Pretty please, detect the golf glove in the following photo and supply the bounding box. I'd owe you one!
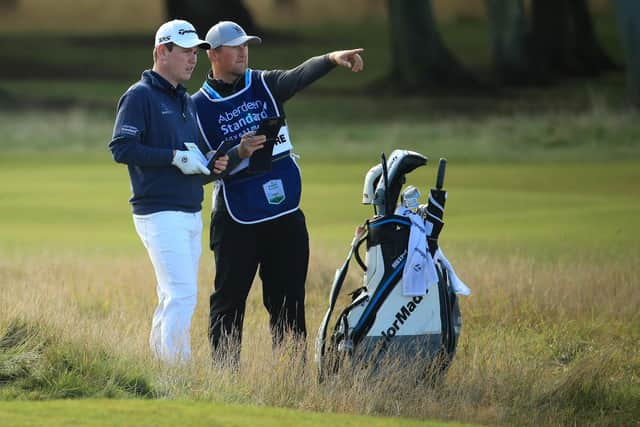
[171,150,210,175]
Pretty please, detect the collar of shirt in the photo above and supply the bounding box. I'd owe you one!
[144,70,187,97]
[206,71,245,97]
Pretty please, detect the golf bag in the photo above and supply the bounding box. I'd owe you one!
[315,150,470,380]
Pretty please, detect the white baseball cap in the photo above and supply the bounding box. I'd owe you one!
[155,19,211,49]
[205,21,262,49]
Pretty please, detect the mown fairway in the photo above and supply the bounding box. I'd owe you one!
[1,155,638,258]
[0,400,475,427]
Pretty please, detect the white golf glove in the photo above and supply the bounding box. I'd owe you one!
[171,150,211,175]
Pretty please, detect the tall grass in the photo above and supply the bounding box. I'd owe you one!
[1,248,638,425]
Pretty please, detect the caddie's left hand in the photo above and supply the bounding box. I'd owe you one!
[328,48,364,72]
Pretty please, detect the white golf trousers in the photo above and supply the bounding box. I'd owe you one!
[133,210,202,364]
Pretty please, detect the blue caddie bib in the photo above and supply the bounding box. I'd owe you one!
[192,70,301,224]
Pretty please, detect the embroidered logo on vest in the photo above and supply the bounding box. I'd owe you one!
[263,179,285,205]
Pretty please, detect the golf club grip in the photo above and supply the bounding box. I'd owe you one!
[436,158,447,189]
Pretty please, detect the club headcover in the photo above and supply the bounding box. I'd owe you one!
[362,163,383,205]
[375,149,427,215]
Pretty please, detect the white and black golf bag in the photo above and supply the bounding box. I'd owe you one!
[315,150,470,380]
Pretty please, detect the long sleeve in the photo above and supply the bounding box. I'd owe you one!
[109,89,174,166]
[262,55,336,103]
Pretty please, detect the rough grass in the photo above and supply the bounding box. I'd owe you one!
[1,249,638,425]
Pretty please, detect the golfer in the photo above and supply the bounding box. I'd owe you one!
[192,20,364,364]
[109,19,229,363]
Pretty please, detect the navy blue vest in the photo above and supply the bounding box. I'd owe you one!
[192,70,301,223]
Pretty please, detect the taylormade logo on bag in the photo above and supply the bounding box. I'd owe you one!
[380,295,424,340]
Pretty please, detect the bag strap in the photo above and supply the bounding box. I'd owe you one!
[315,221,367,378]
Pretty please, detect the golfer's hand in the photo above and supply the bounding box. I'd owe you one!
[238,131,266,159]
[211,154,229,175]
[171,150,211,175]
[328,48,364,72]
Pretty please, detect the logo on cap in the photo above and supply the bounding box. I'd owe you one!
[178,29,197,35]
[233,25,243,34]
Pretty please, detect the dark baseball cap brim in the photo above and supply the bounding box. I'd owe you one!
[176,40,212,49]
[173,34,211,49]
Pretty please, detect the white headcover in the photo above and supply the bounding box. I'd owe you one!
[362,163,383,204]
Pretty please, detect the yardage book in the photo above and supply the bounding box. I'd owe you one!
[248,116,285,173]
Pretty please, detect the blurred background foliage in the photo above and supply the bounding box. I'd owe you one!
[0,0,637,108]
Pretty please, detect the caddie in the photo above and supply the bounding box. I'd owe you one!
[192,20,364,364]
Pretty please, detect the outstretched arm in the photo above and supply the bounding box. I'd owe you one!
[263,48,365,103]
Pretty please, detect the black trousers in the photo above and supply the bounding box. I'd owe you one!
[208,208,309,361]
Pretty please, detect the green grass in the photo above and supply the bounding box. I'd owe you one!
[1,103,638,258]
[0,400,476,427]
[304,160,640,258]
[0,155,638,259]
[0,319,152,400]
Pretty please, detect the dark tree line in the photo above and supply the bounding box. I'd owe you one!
[387,0,479,91]
[165,0,259,37]
[167,0,640,106]
[486,0,618,84]
[388,0,619,89]
[528,0,618,78]
[615,0,640,107]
